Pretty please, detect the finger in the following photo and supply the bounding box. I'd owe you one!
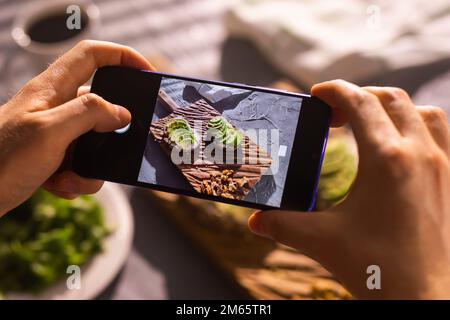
[312,80,399,150]
[77,86,91,97]
[45,190,80,200]
[248,210,339,257]
[43,92,131,142]
[314,97,349,127]
[416,105,450,155]
[43,170,104,195]
[363,87,428,137]
[33,40,155,105]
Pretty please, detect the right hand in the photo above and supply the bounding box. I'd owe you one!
[248,80,450,299]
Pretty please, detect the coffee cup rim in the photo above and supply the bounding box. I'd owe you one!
[11,0,100,56]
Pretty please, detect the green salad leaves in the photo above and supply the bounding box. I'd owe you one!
[0,190,109,294]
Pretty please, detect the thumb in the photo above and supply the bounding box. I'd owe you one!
[248,210,338,256]
[44,93,131,142]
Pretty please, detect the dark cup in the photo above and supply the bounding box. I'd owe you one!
[11,0,100,60]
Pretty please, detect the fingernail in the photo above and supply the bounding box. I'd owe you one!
[114,104,132,124]
[248,211,266,236]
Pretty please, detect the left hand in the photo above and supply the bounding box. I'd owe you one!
[0,40,154,216]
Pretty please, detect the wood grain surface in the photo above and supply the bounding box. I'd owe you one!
[150,96,272,200]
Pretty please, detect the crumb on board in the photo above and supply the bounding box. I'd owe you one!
[200,169,249,200]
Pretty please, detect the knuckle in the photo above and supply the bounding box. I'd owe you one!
[422,148,447,167]
[20,79,39,96]
[331,79,349,87]
[21,113,48,131]
[378,141,411,164]
[329,79,351,93]
[14,79,56,111]
[433,107,448,121]
[15,80,45,104]
[383,87,410,102]
[330,80,380,106]
[421,106,448,124]
[347,90,377,106]
[359,91,379,105]
[76,39,96,52]
[18,113,54,141]
[80,93,104,108]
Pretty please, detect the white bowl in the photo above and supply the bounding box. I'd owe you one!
[6,182,134,300]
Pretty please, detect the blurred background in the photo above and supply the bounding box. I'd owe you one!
[0,0,449,300]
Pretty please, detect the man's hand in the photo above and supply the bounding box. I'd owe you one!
[0,40,154,216]
[248,80,450,299]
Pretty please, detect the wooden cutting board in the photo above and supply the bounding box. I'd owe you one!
[150,90,272,200]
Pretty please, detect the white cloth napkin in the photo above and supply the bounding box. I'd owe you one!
[225,0,450,86]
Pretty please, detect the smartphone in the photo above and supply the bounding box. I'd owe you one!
[72,66,330,211]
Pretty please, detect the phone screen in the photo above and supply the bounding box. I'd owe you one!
[74,67,330,211]
[135,75,302,208]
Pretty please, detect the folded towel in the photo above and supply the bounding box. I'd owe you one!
[225,0,450,86]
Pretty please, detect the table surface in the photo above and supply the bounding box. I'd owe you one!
[1,0,450,299]
[0,0,248,300]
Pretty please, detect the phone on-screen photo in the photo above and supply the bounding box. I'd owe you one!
[72,66,331,211]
